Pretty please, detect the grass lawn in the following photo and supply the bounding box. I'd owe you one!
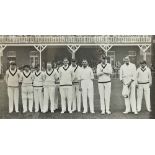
[0,78,154,119]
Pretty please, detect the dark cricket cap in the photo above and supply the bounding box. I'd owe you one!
[9,61,16,65]
[101,55,107,59]
[35,64,40,68]
[140,60,147,64]
[23,65,30,69]
[71,59,76,62]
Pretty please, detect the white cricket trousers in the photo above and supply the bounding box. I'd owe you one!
[22,86,33,112]
[34,87,43,112]
[98,82,111,112]
[43,86,55,112]
[54,84,60,110]
[81,80,94,113]
[72,84,81,112]
[60,86,72,112]
[7,87,19,113]
[137,83,151,112]
[123,82,137,113]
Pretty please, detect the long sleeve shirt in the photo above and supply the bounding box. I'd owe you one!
[33,71,44,87]
[120,62,136,85]
[43,69,58,87]
[5,68,21,87]
[136,66,152,84]
[97,63,112,82]
[20,71,34,87]
[79,66,94,80]
[59,65,74,86]
[71,65,82,83]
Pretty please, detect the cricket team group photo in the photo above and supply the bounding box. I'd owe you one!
[0,35,154,119]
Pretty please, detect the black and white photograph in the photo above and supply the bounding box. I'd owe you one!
[0,1,155,155]
[0,35,154,119]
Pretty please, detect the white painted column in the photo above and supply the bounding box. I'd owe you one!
[0,48,3,74]
[143,51,147,61]
[138,44,150,61]
[100,45,112,55]
[39,51,42,71]
[34,45,47,71]
[67,45,80,59]
[0,46,5,75]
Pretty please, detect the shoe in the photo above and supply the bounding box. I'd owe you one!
[15,111,19,113]
[90,111,95,114]
[101,111,105,115]
[137,110,141,113]
[51,110,54,113]
[9,111,13,113]
[61,111,65,114]
[29,110,33,113]
[77,110,81,112]
[35,110,39,113]
[123,111,130,114]
[23,110,27,113]
[148,109,152,112]
[69,111,72,114]
[83,111,87,114]
[134,111,138,115]
[106,111,111,115]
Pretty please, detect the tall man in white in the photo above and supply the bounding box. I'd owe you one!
[79,59,95,113]
[71,59,81,112]
[97,55,112,114]
[54,61,61,110]
[136,60,152,112]
[59,57,74,114]
[33,65,44,112]
[43,62,58,113]
[120,56,137,114]
[20,65,34,113]
[5,61,21,113]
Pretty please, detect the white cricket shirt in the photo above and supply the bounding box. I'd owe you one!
[97,63,112,83]
[136,66,152,84]
[79,66,94,80]
[120,62,136,84]
[59,65,74,86]
[5,68,21,87]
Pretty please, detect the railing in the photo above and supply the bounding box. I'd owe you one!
[0,35,152,45]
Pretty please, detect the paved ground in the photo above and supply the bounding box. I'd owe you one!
[0,78,154,119]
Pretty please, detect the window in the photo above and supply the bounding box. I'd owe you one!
[107,51,115,67]
[7,51,16,62]
[128,51,136,56]
[29,51,39,68]
[7,51,16,57]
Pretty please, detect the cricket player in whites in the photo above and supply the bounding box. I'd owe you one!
[5,61,21,113]
[136,60,152,112]
[79,59,95,113]
[97,55,112,114]
[20,65,34,113]
[59,57,74,114]
[120,56,138,114]
[33,65,44,112]
[71,59,81,112]
[54,61,62,110]
[43,62,58,113]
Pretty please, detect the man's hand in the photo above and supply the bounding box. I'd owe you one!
[79,87,82,92]
[127,80,134,87]
[19,82,22,85]
[149,83,152,87]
